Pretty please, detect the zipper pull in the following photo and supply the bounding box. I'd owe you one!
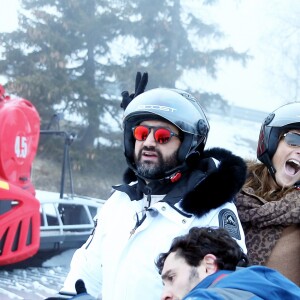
[85,219,98,249]
[129,212,147,239]
[91,219,98,235]
[129,213,140,239]
[129,227,137,239]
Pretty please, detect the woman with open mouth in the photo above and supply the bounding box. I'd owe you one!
[236,102,300,286]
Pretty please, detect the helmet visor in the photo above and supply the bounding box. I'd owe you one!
[283,132,300,147]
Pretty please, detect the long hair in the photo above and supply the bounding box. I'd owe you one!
[244,160,294,201]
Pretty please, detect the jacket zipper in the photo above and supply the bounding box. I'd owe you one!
[129,192,151,238]
[85,219,98,249]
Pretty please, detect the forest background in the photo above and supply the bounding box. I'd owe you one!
[0,0,299,199]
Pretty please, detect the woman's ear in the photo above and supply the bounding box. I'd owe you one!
[203,254,218,275]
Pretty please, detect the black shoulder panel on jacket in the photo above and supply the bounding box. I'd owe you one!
[113,182,143,201]
[180,147,247,217]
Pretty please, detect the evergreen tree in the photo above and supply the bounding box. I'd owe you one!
[0,0,249,150]
[116,0,249,96]
[0,0,123,149]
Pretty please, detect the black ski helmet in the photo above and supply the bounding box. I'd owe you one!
[123,88,210,181]
[257,102,300,177]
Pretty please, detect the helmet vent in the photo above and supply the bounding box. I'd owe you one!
[264,113,275,125]
[197,120,209,136]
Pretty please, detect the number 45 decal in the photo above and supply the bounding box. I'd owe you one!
[15,136,28,158]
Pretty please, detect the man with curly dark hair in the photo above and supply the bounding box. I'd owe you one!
[157,227,300,300]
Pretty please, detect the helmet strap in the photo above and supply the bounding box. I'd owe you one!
[260,152,277,181]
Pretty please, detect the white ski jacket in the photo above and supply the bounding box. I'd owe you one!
[61,147,247,299]
[61,190,246,299]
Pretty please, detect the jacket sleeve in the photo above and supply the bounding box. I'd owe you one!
[203,202,247,254]
[60,199,110,298]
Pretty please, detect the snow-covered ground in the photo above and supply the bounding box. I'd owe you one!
[0,249,75,299]
[0,114,262,299]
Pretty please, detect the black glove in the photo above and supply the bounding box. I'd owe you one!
[69,279,97,299]
[120,71,148,110]
[75,279,87,294]
[44,280,96,300]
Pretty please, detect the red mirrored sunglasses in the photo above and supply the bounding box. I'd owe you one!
[132,125,180,144]
[283,132,300,147]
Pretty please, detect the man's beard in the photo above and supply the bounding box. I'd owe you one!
[134,146,179,179]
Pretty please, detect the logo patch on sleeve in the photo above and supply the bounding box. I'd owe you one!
[218,209,241,240]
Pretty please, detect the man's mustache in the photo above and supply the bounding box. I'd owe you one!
[142,146,156,152]
[137,146,162,160]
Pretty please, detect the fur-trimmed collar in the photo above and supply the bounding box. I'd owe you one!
[122,147,247,217]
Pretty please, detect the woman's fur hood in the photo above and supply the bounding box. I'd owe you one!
[122,147,247,217]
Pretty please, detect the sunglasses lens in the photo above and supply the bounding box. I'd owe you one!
[154,128,171,144]
[285,132,300,147]
[133,126,149,141]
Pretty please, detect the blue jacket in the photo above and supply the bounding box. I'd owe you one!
[184,266,300,300]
